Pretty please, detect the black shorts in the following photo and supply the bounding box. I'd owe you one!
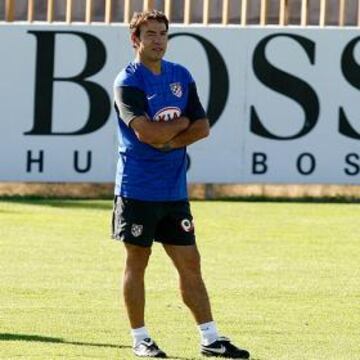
[111,196,196,247]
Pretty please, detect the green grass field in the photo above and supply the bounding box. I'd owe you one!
[1,198,359,360]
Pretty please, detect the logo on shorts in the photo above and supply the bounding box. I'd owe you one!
[170,82,183,98]
[180,219,194,232]
[131,224,143,237]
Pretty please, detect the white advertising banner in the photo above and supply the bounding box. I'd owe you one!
[0,24,360,184]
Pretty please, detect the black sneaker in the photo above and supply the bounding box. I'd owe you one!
[133,338,167,358]
[201,336,250,359]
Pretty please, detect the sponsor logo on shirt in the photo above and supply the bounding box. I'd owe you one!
[146,93,157,100]
[153,107,181,122]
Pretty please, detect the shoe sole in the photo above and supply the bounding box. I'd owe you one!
[133,351,167,358]
[201,350,249,359]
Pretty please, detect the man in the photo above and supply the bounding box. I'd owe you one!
[112,9,250,359]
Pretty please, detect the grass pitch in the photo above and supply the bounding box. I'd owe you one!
[0,198,359,360]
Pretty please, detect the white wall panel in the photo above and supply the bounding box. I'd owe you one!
[0,24,360,184]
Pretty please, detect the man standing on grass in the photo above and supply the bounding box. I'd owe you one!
[112,9,250,359]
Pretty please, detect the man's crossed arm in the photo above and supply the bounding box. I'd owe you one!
[153,118,210,150]
[129,115,190,145]
[114,85,210,151]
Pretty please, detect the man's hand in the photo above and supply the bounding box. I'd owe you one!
[130,116,190,145]
[168,118,210,149]
[149,118,210,151]
[151,143,173,152]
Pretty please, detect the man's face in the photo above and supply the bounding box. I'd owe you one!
[134,19,168,62]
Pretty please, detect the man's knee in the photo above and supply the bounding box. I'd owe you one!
[124,244,152,273]
[180,251,202,277]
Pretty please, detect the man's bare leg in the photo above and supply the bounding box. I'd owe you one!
[162,244,213,324]
[123,243,167,357]
[123,243,151,329]
[163,243,250,359]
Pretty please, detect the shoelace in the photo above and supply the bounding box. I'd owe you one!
[140,338,161,351]
[142,339,154,346]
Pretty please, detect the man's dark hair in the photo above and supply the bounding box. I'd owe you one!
[129,9,169,38]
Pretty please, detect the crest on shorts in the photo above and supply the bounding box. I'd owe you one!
[170,82,182,98]
[180,219,194,232]
[131,224,143,237]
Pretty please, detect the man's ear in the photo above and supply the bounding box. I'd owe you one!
[131,33,140,49]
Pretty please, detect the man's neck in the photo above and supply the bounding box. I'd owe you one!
[137,56,162,75]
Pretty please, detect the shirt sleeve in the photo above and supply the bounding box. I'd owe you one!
[185,82,207,123]
[114,86,147,127]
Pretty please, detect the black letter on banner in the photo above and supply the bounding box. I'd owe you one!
[252,152,268,174]
[344,153,360,175]
[26,31,110,135]
[296,153,315,175]
[339,37,360,139]
[168,33,229,128]
[74,151,92,173]
[27,150,44,173]
[251,34,319,140]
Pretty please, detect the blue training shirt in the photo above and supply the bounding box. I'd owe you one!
[113,59,206,201]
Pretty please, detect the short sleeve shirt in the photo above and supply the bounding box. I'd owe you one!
[113,59,206,201]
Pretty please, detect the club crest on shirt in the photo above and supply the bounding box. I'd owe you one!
[153,106,181,122]
[170,82,183,98]
[131,224,143,237]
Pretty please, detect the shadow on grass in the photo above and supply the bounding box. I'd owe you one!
[0,209,23,214]
[0,333,232,360]
[0,333,130,350]
[0,196,113,210]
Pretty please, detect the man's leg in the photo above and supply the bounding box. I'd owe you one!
[162,244,212,324]
[123,243,151,329]
[163,244,250,359]
[123,243,167,358]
